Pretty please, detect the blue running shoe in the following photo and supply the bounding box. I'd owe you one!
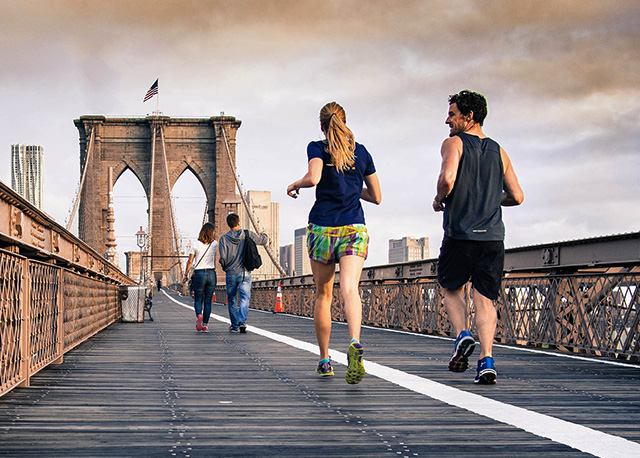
[474,356,497,384]
[316,359,334,377]
[345,341,365,384]
[448,330,476,372]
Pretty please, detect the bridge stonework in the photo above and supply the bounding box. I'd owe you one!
[74,115,241,284]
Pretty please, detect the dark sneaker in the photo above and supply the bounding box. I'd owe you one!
[229,326,239,333]
[449,330,476,372]
[345,341,365,384]
[316,359,334,377]
[474,357,497,384]
[239,324,247,333]
[196,314,204,331]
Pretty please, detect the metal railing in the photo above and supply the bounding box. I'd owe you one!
[242,272,639,362]
[1,181,133,397]
[237,234,640,363]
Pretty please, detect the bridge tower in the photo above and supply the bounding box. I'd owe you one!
[73,114,241,285]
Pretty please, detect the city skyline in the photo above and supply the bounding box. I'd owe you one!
[1,1,638,270]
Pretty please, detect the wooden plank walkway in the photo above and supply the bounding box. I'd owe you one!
[1,290,639,457]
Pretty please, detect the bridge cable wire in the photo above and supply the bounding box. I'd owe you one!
[219,124,286,277]
[160,125,185,281]
[66,126,95,231]
[202,201,208,226]
[147,124,157,284]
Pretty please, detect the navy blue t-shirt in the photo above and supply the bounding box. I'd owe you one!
[307,140,376,227]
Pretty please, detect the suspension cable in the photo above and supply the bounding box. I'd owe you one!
[220,124,286,277]
[66,126,95,231]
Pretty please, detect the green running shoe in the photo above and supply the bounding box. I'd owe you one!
[345,341,365,384]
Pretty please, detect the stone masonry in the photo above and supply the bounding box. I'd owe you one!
[74,115,241,285]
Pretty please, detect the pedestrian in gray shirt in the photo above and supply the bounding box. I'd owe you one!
[218,213,268,333]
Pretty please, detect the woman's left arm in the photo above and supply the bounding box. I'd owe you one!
[287,158,323,198]
[183,253,195,282]
[361,172,382,205]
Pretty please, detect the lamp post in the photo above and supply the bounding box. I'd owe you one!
[135,226,146,285]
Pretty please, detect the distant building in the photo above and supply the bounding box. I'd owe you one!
[279,244,294,276]
[11,144,44,209]
[388,236,429,263]
[222,190,280,281]
[125,251,144,283]
[294,227,312,276]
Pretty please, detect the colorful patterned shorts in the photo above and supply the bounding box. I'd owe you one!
[306,223,369,264]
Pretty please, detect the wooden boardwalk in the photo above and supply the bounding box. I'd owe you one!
[1,290,639,458]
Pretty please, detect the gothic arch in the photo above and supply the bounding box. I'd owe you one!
[114,162,148,199]
[170,159,212,205]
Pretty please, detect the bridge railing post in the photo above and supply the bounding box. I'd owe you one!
[18,258,31,388]
[52,267,64,365]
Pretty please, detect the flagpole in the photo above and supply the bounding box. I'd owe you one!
[156,81,159,115]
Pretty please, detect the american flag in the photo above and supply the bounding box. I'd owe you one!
[143,79,158,102]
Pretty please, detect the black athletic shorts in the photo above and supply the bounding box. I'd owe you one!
[437,237,505,300]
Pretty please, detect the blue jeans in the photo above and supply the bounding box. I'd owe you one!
[226,271,252,329]
[192,269,217,325]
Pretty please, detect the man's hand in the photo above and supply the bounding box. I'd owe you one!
[433,197,445,212]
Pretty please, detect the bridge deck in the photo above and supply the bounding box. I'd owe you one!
[1,291,639,458]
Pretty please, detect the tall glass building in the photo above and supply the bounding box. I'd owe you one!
[11,144,44,209]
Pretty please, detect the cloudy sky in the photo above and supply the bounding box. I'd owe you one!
[1,0,639,270]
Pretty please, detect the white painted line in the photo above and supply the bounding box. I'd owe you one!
[356,323,640,369]
[251,304,640,370]
[163,291,640,458]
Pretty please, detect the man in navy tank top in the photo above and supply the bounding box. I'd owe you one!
[433,90,524,384]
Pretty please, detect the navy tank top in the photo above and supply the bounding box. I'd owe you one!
[443,133,505,241]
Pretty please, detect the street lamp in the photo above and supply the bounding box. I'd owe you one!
[136,226,146,285]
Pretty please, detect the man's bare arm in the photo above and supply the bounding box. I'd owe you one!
[500,147,524,206]
[433,136,462,211]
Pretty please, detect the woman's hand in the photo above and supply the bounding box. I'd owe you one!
[287,182,300,198]
[288,158,323,199]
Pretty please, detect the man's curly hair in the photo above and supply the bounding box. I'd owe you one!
[448,90,488,126]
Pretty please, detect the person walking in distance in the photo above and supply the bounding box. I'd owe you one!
[433,90,523,384]
[183,222,218,333]
[287,101,382,384]
[218,213,268,333]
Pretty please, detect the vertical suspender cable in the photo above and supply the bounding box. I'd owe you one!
[147,124,157,284]
[159,125,184,280]
[219,124,286,277]
[66,126,95,231]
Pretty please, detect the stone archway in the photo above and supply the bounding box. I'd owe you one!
[74,115,241,285]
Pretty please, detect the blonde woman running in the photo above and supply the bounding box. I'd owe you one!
[287,102,382,384]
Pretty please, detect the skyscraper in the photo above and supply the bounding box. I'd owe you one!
[388,236,429,263]
[11,144,44,209]
[294,227,312,276]
[279,244,294,276]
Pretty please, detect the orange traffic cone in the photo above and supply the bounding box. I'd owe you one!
[274,282,284,313]
[212,292,217,303]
